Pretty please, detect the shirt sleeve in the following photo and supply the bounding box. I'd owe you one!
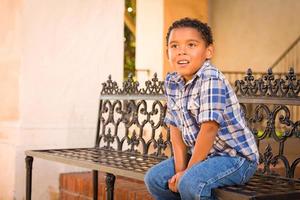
[198,78,226,125]
[163,74,178,127]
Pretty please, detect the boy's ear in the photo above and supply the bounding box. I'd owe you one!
[206,45,214,59]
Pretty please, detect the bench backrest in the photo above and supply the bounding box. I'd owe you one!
[96,73,170,159]
[96,69,300,179]
[236,68,300,178]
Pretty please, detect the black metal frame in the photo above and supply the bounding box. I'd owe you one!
[25,68,300,200]
[25,156,33,200]
[235,67,300,97]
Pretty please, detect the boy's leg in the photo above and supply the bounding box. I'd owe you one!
[178,156,257,200]
[144,157,181,200]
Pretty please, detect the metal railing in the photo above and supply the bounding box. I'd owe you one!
[222,70,297,87]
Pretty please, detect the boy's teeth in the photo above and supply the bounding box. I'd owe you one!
[178,60,189,64]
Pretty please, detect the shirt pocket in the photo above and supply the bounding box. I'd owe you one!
[168,96,181,111]
[187,95,200,120]
[167,96,182,127]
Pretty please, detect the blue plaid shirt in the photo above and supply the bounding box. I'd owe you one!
[164,60,259,163]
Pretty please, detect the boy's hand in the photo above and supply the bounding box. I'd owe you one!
[168,171,185,193]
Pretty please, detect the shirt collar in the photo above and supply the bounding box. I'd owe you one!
[171,60,211,88]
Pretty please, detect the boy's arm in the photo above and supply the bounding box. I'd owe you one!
[169,121,218,193]
[187,121,219,169]
[170,125,188,172]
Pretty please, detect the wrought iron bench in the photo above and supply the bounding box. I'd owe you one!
[25,68,300,200]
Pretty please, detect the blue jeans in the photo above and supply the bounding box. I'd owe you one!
[144,156,257,200]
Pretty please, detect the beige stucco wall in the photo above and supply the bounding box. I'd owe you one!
[0,0,20,121]
[210,0,300,72]
[0,0,124,199]
[136,0,164,81]
[0,122,19,200]
[0,1,22,199]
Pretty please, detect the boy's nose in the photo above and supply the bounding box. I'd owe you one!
[178,47,187,55]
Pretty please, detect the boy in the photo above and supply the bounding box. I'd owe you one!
[144,18,259,200]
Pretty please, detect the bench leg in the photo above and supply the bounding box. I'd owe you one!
[25,156,34,200]
[93,170,98,200]
[106,173,116,200]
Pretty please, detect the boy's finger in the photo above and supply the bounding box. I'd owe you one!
[168,182,174,190]
[169,176,175,183]
[169,182,177,193]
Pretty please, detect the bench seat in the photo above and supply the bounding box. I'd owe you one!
[215,174,300,200]
[26,148,164,181]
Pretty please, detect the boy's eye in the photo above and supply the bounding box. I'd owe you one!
[170,44,178,49]
[187,43,197,48]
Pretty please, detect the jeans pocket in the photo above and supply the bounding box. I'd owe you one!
[241,162,257,184]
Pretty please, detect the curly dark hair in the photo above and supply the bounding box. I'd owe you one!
[166,17,213,47]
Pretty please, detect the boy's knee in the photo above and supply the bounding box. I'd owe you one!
[144,169,154,186]
[144,167,160,188]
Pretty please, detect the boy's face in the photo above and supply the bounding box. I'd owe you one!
[167,27,213,82]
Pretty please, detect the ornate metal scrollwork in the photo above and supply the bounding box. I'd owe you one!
[101,73,165,95]
[235,67,300,97]
[100,75,119,95]
[99,74,167,155]
[142,73,165,94]
[127,130,140,152]
[258,145,279,176]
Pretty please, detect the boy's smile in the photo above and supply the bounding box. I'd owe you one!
[167,27,213,82]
